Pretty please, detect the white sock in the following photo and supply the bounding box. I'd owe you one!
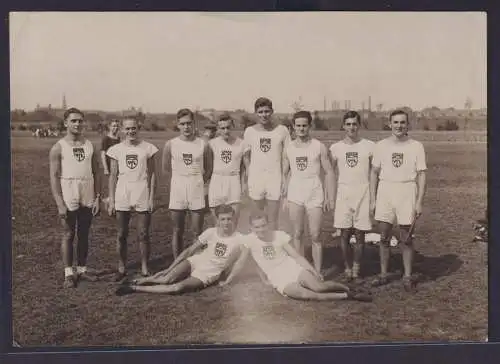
[64,267,74,277]
[76,266,87,274]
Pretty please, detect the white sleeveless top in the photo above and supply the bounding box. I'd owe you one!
[209,137,245,176]
[286,138,322,179]
[330,138,375,185]
[58,138,94,180]
[243,124,290,174]
[169,137,205,176]
[106,140,158,183]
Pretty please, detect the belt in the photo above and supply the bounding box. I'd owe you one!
[212,171,240,176]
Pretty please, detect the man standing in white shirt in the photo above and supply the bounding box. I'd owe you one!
[243,97,290,230]
[107,118,159,281]
[369,110,427,292]
[330,111,374,282]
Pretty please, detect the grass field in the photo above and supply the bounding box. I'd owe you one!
[11,130,487,346]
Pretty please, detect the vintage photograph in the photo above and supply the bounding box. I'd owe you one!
[10,12,487,346]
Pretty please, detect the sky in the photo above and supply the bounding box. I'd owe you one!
[10,12,486,113]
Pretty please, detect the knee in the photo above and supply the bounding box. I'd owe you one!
[293,229,304,241]
[138,228,150,243]
[117,228,128,242]
[62,228,75,242]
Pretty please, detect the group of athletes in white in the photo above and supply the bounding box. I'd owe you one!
[49,97,427,302]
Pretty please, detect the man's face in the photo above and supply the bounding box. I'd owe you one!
[110,121,120,135]
[343,117,360,138]
[293,117,311,137]
[250,217,269,239]
[390,114,409,138]
[217,212,235,233]
[256,106,273,125]
[217,120,233,140]
[64,113,85,135]
[177,115,194,137]
[122,119,139,140]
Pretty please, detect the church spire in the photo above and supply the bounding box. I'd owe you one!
[62,93,67,109]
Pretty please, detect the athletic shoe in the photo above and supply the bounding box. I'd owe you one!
[113,271,127,283]
[115,285,135,296]
[63,276,76,289]
[370,275,389,287]
[403,276,417,293]
[78,272,99,282]
[347,290,373,302]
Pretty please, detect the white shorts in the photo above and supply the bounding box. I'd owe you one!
[248,171,281,201]
[60,178,95,212]
[115,179,150,212]
[209,174,241,207]
[287,177,324,209]
[334,183,372,231]
[169,174,205,211]
[267,258,303,295]
[187,254,223,286]
[375,181,417,226]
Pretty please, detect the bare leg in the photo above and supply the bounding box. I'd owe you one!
[129,277,205,294]
[75,207,93,267]
[399,225,414,278]
[340,228,353,278]
[251,198,267,212]
[170,210,186,259]
[307,207,323,274]
[372,221,393,286]
[136,212,151,276]
[298,269,350,293]
[115,211,131,277]
[282,282,348,301]
[190,209,205,240]
[266,200,280,230]
[288,202,305,256]
[352,229,366,278]
[135,260,192,285]
[61,210,77,286]
[230,203,241,225]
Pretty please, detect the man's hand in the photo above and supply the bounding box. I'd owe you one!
[103,169,110,176]
[218,279,230,287]
[280,180,288,199]
[369,200,376,220]
[415,202,423,219]
[148,198,155,213]
[107,200,116,217]
[241,181,248,196]
[58,204,68,226]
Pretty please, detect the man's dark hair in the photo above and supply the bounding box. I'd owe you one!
[343,110,361,124]
[293,110,313,125]
[176,108,194,120]
[214,204,235,217]
[64,108,84,120]
[389,109,409,122]
[254,97,273,111]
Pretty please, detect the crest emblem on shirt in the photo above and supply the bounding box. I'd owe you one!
[392,153,404,168]
[126,154,138,169]
[260,138,271,153]
[221,150,232,164]
[72,147,85,162]
[346,152,358,168]
[182,153,193,165]
[262,245,276,259]
[296,156,308,171]
[214,242,227,257]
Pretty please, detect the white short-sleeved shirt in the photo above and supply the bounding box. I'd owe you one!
[107,140,158,182]
[286,138,322,179]
[243,231,293,276]
[330,138,375,185]
[58,138,94,180]
[209,137,245,176]
[372,138,427,182]
[243,124,291,174]
[197,228,243,270]
[169,137,206,176]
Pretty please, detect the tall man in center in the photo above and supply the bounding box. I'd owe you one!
[163,109,213,259]
[243,97,291,229]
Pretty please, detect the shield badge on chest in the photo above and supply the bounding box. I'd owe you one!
[214,242,227,257]
[262,245,276,260]
[296,156,308,171]
[126,154,138,169]
[260,138,271,153]
[392,153,404,168]
[221,150,232,164]
[73,147,85,162]
[182,153,193,166]
[346,152,358,168]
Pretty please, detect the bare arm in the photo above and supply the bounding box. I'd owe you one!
[147,153,157,209]
[203,142,214,184]
[92,148,101,198]
[49,143,66,215]
[108,158,118,214]
[154,239,206,279]
[281,151,290,197]
[329,152,338,208]
[369,166,380,214]
[161,140,172,176]
[320,143,335,207]
[415,170,427,217]
[283,243,319,277]
[220,246,250,285]
[100,150,109,174]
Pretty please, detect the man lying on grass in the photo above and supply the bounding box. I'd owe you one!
[115,204,247,296]
[243,211,373,302]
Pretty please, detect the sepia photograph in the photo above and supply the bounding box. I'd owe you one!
[9,11,487,347]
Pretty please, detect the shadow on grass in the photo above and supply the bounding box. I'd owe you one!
[321,244,463,283]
